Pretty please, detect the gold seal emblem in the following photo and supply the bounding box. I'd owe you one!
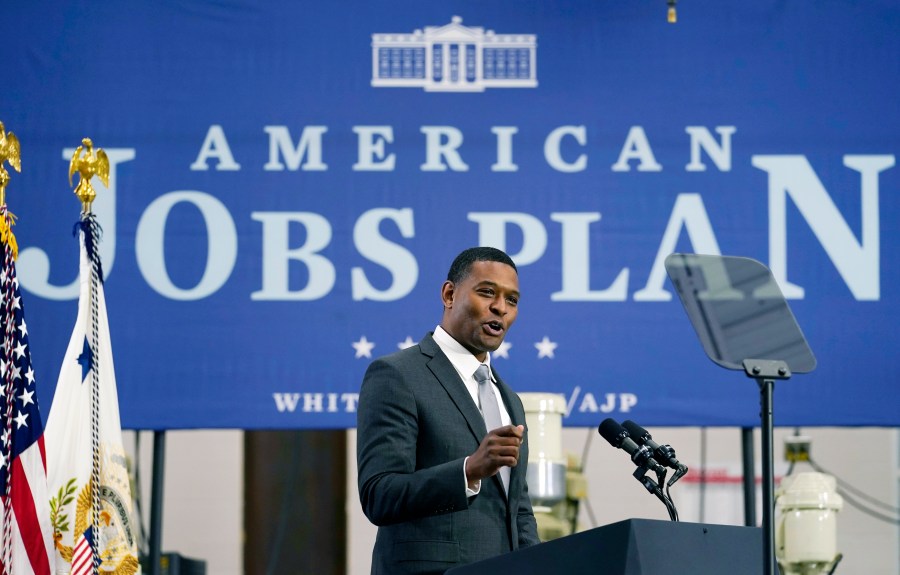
[50,478,139,574]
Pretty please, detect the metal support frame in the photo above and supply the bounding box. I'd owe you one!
[743,359,791,575]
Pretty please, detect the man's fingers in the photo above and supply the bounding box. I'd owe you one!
[486,435,521,446]
[486,442,521,465]
[490,424,525,438]
[469,424,528,478]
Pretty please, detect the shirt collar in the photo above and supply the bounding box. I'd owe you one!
[433,325,494,381]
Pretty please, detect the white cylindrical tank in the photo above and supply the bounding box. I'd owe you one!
[776,471,843,574]
[520,393,567,508]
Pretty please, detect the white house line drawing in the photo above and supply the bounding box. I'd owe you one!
[371,16,538,92]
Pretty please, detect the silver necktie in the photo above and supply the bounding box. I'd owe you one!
[474,364,509,492]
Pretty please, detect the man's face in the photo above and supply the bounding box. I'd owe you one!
[441,260,519,362]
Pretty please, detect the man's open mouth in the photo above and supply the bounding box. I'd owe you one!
[484,321,504,335]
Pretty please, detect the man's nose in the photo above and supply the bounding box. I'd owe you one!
[490,297,507,315]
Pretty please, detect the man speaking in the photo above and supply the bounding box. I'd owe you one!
[357,247,541,574]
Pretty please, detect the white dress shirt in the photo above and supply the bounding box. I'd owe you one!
[432,326,512,495]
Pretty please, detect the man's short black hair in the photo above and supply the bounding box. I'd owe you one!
[447,247,517,284]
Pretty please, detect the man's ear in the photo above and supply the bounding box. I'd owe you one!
[440,280,455,308]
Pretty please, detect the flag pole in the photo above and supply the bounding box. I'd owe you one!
[70,138,110,575]
[1,205,17,575]
[85,211,101,575]
[0,121,22,575]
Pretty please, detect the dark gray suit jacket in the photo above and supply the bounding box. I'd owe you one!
[357,333,540,574]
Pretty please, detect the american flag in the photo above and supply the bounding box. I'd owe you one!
[0,208,55,575]
[69,528,92,575]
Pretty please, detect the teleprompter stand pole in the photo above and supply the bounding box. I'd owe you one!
[743,359,791,575]
[740,427,756,527]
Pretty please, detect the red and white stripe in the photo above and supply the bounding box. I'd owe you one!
[70,529,93,575]
[0,437,54,575]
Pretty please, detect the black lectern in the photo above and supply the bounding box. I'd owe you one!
[447,519,762,575]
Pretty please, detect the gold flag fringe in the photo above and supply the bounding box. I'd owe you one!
[0,211,17,260]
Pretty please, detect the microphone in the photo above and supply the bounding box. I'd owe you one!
[622,420,688,475]
[598,418,666,474]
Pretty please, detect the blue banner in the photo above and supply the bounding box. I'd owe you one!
[3,1,898,429]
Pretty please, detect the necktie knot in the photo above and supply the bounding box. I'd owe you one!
[474,364,492,385]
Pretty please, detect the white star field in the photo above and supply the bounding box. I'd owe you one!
[351,335,559,360]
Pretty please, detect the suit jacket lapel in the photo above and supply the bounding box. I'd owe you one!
[420,334,487,443]
[420,334,520,503]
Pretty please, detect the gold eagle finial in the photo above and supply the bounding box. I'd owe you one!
[0,121,22,206]
[69,137,110,212]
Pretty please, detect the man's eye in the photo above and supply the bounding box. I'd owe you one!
[507,297,519,306]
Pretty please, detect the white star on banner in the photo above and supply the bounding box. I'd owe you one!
[16,319,27,338]
[494,341,512,359]
[535,336,558,359]
[353,336,376,359]
[13,341,26,359]
[398,336,416,350]
[24,366,34,385]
